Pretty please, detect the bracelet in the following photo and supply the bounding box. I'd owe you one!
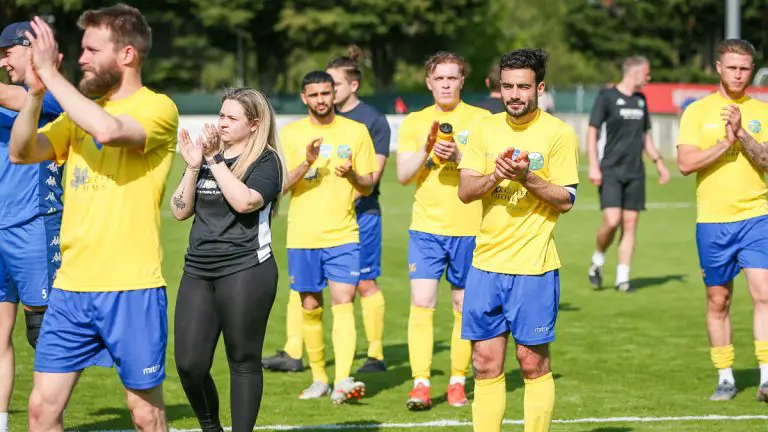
[186,166,200,173]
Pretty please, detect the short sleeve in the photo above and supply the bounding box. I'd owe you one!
[280,127,305,171]
[588,91,607,128]
[548,126,580,186]
[40,91,63,124]
[127,94,179,154]
[245,150,282,208]
[641,95,651,132]
[354,125,378,176]
[458,121,487,175]
[39,113,73,164]
[397,114,421,153]
[371,114,392,156]
[677,104,701,148]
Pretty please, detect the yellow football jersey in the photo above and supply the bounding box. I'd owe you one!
[677,92,768,223]
[397,101,489,236]
[40,87,178,291]
[458,110,580,275]
[282,116,377,249]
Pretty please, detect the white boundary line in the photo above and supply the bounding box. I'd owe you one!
[81,414,768,431]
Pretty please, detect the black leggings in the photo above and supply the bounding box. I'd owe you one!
[174,258,278,432]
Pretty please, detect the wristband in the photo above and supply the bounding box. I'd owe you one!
[208,153,225,165]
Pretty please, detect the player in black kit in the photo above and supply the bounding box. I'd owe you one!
[586,56,670,293]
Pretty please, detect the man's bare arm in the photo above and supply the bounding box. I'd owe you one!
[0,83,27,112]
[676,143,731,176]
[458,169,499,203]
[521,173,574,213]
[9,92,56,164]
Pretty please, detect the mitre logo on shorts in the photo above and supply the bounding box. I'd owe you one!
[289,275,295,285]
[408,263,416,273]
[142,364,161,375]
[749,120,762,134]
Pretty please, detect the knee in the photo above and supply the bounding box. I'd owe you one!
[130,403,163,431]
[451,295,463,313]
[621,217,638,233]
[24,308,46,349]
[301,293,322,310]
[28,390,59,429]
[708,291,732,313]
[472,346,503,379]
[175,355,209,380]
[411,287,437,309]
[603,214,621,230]
[357,280,379,297]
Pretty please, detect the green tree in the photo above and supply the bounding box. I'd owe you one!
[277,0,487,91]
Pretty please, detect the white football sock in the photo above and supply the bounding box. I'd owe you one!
[760,364,768,385]
[718,368,735,385]
[414,378,430,388]
[591,251,605,267]
[616,264,630,285]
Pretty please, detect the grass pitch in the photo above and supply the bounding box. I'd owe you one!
[7,155,768,431]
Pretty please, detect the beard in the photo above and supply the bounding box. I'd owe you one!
[309,104,332,119]
[79,62,122,97]
[504,94,538,118]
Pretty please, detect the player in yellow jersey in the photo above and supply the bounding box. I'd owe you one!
[677,39,768,402]
[458,48,579,432]
[281,70,378,404]
[396,51,489,410]
[9,5,177,431]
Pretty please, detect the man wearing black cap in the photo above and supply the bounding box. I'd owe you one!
[0,20,63,432]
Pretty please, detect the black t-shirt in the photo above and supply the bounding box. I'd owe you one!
[473,97,505,114]
[339,101,391,215]
[184,150,282,278]
[588,87,651,179]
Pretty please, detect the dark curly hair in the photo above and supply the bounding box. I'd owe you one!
[499,48,550,84]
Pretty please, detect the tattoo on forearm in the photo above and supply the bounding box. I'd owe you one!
[173,188,186,210]
[740,134,768,171]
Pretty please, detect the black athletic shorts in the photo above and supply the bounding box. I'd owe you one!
[599,176,645,211]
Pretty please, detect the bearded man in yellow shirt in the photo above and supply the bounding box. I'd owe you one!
[281,70,378,404]
[9,5,178,431]
[677,39,768,403]
[458,48,579,432]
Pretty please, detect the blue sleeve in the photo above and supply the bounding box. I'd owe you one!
[370,114,391,156]
[40,92,63,123]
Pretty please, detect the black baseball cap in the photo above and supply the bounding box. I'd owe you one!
[0,22,35,49]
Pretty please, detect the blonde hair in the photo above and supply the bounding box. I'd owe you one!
[221,87,288,217]
[425,51,468,77]
[717,39,757,59]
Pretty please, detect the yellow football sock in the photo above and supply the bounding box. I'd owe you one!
[302,307,327,384]
[284,290,304,359]
[361,291,385,360]
[524,372,555,432]
[755,340,768,365]
[471,374,506,432]
[332,303,356,384]
[710,344,735,369]
[450,309,471,378]
[408,305,434,380]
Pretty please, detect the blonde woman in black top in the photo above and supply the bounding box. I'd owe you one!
[170,88,287,432]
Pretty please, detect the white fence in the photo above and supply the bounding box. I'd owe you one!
[179,113,683,158]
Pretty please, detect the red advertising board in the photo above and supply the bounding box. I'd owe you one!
[643,83,768,114]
